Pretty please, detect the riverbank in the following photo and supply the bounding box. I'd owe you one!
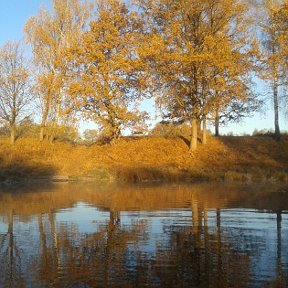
[0,135,288,183]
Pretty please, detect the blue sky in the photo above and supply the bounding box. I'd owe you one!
[0,1,51,43]
[0,0,286,135]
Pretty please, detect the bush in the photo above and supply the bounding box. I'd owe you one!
[150,121,191,137]
[55,125,81,143]
[252,129,274,137]
[0,117,40,139]
[83,129,98,143]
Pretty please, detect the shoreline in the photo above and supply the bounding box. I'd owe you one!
[0,135,288,186]
[1,168,288,186]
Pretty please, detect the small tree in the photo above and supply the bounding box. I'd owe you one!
[83,129,98,143]
[0,42,32,144]
[255,0,284,141]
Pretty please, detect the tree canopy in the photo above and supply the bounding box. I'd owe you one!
[0,0,287,147]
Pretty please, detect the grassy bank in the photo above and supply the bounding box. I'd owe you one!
[0,135,288,183]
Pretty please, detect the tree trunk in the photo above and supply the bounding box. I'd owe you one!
[50,112,60,143]
[40,107,49,142]
[271,21,281,141]
[10,123,16,145]
[197,119,201,133]
[39,126,45,142]
[190,118,198,151]
[49,130,56,144]
[49,90,62,144]
[273,71,280,141]
[202,117,207,145]
[40,82,53,141]
[215,110,219,137]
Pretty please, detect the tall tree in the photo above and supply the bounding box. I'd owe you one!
[69,0,147,142]
[0,42,32,144]
[256,0,283,141]
[137,0,256,150]
[25,0,91,142]
[196,0,258,141]
[274,0,288,125]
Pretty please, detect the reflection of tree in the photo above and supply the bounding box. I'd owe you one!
[32,206,287,288]
[216,208,224,285]
[36,211,60,285]
[0,183,288,287]
[267,210,287,287]
[277,212,283,288]
[0,182,288,215]
[34,209,148,287]
[0,210,24,287]
[192,199,202,285]
[145,206,251,288]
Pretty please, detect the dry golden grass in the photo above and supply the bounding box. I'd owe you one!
[0,135,288,182]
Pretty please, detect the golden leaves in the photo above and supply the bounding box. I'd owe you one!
[69,0,147,141]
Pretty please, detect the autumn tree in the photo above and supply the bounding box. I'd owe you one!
[25,0,91,142]
[255,0,285,141]
[202,2,259,139]
[273,0,288,125]
[212,96,260,136]
[138,0,257,150]
[69,0,147,142]
[0,41,32,144]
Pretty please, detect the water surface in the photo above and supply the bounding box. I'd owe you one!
[0,182,287,287]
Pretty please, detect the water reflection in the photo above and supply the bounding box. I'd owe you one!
[0,183,287,287]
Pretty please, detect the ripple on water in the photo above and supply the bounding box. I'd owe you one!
[0,182,287,287]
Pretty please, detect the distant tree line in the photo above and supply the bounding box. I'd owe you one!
[0,0,288,149]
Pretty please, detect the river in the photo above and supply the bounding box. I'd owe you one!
[0,182,287,287]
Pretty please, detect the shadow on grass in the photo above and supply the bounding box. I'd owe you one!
[0,161,58,183]
[219,135,288,166]
[178,135,190,148]
[214,136,288,181]
[178,135,204,148]
[114,166,210,183]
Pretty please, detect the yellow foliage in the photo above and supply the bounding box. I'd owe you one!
[69,0,147,142]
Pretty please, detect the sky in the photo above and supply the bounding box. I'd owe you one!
[0,1,51,43]
[0,0,287,135]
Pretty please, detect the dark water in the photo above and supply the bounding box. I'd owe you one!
[0,182,287,287]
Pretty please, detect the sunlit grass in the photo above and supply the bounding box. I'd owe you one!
[0,135,288,183]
